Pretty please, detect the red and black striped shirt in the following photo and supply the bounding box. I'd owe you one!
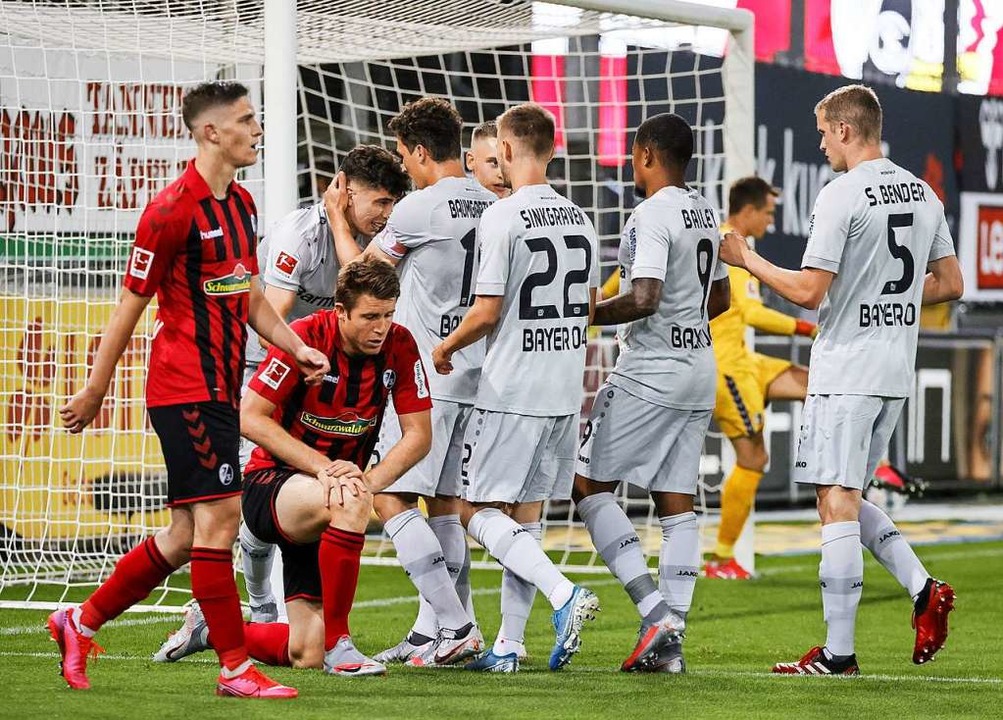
[124,160,259,408]
[244,311,432,473]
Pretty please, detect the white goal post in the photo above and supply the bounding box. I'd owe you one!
[0,0,753,609]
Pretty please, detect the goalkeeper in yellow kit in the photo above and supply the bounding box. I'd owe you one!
[602,176,816,580]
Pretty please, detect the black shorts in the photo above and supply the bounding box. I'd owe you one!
[242,468,322,603]
[148,401,241,506]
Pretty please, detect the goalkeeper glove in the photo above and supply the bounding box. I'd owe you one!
[794,320,818,338]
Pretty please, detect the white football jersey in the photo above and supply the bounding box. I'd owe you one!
[246,203,359,366]
[803,158,955,397]
[375,176,496,403]
[475,183,601,416]
[610,186,727,410]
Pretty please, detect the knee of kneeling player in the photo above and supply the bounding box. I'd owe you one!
[288,641,324,670]
[331,487,373,532]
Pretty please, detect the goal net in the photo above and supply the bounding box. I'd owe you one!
[0,0,752,608]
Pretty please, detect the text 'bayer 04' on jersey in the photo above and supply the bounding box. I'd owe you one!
[246,202,345,367]
[802,157,955,397]
[474,183,600,417]
[374,176,497,405]
[609,186,727,411]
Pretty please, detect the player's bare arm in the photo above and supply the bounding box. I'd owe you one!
[720,231,833,310]
[248,279,330,383]
[431,295,503,374]
[922,255,964,305]
[362,239,402,267]
[241,387,365,507]
[256,284,297,350]
[592,277,662,326]
[707,277,731,319]
[364,409,432,492]
[324,170,365,266]
[60,288,153,433]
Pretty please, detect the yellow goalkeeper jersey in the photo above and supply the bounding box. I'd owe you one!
[710,224,798,370]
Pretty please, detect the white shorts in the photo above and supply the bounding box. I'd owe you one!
[376,398,472,498]
[792,394,905,491]
[464,409,577,504]
[577,383,711,494]
[239,362,259,469]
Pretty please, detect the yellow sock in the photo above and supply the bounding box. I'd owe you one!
[714,465,763,559]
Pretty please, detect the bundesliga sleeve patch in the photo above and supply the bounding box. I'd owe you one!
[129,247,155,280]
[260,357,292,390]
[414,359,429,399]
[273,251,300,277]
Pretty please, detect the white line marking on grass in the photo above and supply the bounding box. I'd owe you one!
[5,650,998,685]
[1,544,994,636]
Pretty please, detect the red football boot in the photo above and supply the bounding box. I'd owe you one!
[912,578,955,664]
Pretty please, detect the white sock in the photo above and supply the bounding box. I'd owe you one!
[219,659,253,678]
[859,500,929,599]
[820,521,863,658]
[385,508,470,632]
[429,513,476,624]
[495,522,541,650]
[658,512,700,615]
[468,508,574,610]
[70,606,96,638]
[578,492,668,625]
[238,522,275,606]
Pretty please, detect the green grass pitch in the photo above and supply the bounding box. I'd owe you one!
[2,540,1000,719]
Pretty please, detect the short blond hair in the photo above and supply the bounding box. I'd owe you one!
[815,84,882,144]
[498,103,555,159]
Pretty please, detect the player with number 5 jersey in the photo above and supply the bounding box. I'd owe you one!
[719,84,963,676]
[433,103,601,674]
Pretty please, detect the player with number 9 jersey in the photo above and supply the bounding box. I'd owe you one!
[611,188,727,411]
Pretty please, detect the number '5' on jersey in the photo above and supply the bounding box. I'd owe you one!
[803,157,955,398]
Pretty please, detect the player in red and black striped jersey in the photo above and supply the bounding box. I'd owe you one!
[154,257,433,675]
[53,82,329,700]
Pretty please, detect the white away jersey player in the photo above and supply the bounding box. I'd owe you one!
[374,176,496,403]
[609,186,727,410]
[246,202,355,366]
[802,158,955,397]
[475,183,600,416]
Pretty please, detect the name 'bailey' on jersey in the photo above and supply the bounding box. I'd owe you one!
[610,186,727,411]
[374,176,497,403]
[802,158,955,397]
[474,183,601,417]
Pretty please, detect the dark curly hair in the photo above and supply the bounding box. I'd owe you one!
[336,254,401,311]
[387,97,463,162]
[635,113,693,170]
[341,145,410,199]
[181,81,249,131]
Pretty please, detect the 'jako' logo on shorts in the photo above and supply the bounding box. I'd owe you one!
[219,463,235,485]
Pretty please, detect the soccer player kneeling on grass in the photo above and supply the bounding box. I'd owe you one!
[155,256,432,677]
